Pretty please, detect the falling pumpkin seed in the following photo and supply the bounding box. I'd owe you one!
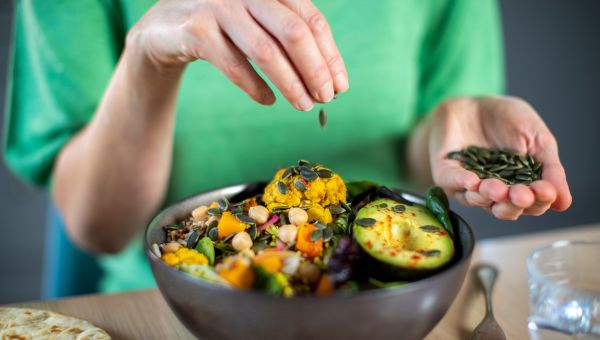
[319,108,327,128]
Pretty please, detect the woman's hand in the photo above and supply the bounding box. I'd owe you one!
[409,96,572,220]
[127,0,349,111]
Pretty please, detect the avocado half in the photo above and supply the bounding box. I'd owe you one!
[353,198,455,280]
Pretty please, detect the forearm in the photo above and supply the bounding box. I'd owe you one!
[407,111,435,188]
[53,47,185,254]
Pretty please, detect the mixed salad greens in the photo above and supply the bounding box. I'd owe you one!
[152,160,456,296]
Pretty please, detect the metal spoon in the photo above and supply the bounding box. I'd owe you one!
[471,264,507,340]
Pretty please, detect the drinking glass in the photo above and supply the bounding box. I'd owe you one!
[528,240,600,340]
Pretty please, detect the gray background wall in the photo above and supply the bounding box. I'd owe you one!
[0,1,599,304]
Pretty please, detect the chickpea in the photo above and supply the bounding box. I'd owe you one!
[161,242,182,254]
[278,224,298,244]
[248,205,269,224]
[239,249,256,258]
[191,205,209,221]
[288,207,308,226]
[298,262,321,283]
[232,231,253,252]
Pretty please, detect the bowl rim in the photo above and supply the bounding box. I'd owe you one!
[144,182,475,301]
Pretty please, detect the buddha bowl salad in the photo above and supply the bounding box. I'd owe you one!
[152,161,457,297]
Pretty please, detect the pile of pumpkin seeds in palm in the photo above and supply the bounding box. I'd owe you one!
[448,146,543,185]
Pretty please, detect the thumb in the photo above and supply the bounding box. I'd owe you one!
[432,159,481,195]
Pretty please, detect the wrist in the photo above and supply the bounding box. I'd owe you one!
[407,112,435,187]
[122,42,186,81]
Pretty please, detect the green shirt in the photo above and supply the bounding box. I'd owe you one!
[4,0,504,292]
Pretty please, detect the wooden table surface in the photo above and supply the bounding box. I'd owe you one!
[7,224,600,340]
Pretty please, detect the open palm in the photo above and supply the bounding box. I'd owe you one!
[428,96,572,220]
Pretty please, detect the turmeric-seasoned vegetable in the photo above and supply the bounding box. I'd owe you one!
[218,211,247,239]
[217,258,255,289]
[296,224,323,259]
[161,248,209,267]
[262,164,346,223]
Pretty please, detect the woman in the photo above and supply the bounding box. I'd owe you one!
[4,0,571,292]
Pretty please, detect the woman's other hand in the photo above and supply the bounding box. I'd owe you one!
[410,96,572,220]
[127,0,349,111]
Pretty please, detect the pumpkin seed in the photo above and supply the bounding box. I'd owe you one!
[515,175,532,182]
[281,167,293,179]
[223,232,237,243]
[355,218,376,227]
[424,249,441,257]
[207,208,221,216]
[322,228,333,242]
[236,214,256,224]
[151,243,162,258]
[519,155,529,166]
[294,179,307,191]
[319,108,327,128]
[279,213,288,225]
[217,198,229,211]
[448,146,542,186]
[314,222,327,230]
[186,230,200,249]
[298,159,310,166]
[208,219,219,230]
[392,204,406,213]
[300,167,318,182]
[252,240,268,253]
[231,206,244,216]
[310,229,323,241]
[328,205,345,214]
[208,227,219,241]
[420,225,440,233]
[447,151,463,160]
[162,223,181,231]
[272,206,290,213]
[247,224,257,240]
[277,181,288,195]
[489,164,507,172]
[317,168,333,178]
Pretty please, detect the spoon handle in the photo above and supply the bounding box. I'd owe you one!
[475,264,498,316]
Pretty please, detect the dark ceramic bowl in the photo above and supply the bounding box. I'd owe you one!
[145,183,475,340]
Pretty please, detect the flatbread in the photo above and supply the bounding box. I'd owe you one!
[0,307,110,340]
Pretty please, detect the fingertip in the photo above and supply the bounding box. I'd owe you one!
[333,73,349,93]
[540,162,572,212]
[530,180,557,203]
[509,184,536,208]
[258,90,276,105]
[551,189,573,212]
[462,171,480,191]
[479,178,509,202]
[491,202,522,221]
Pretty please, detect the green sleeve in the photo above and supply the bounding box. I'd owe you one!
[417,0,505,115]
[2,0,124,188]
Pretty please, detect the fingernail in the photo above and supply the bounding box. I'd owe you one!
[296,94,314,111]
[334,73,349,93]
[318,81,334,103]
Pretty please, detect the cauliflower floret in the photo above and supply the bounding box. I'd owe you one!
[262,164,346,224]
[162,248,208,267]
